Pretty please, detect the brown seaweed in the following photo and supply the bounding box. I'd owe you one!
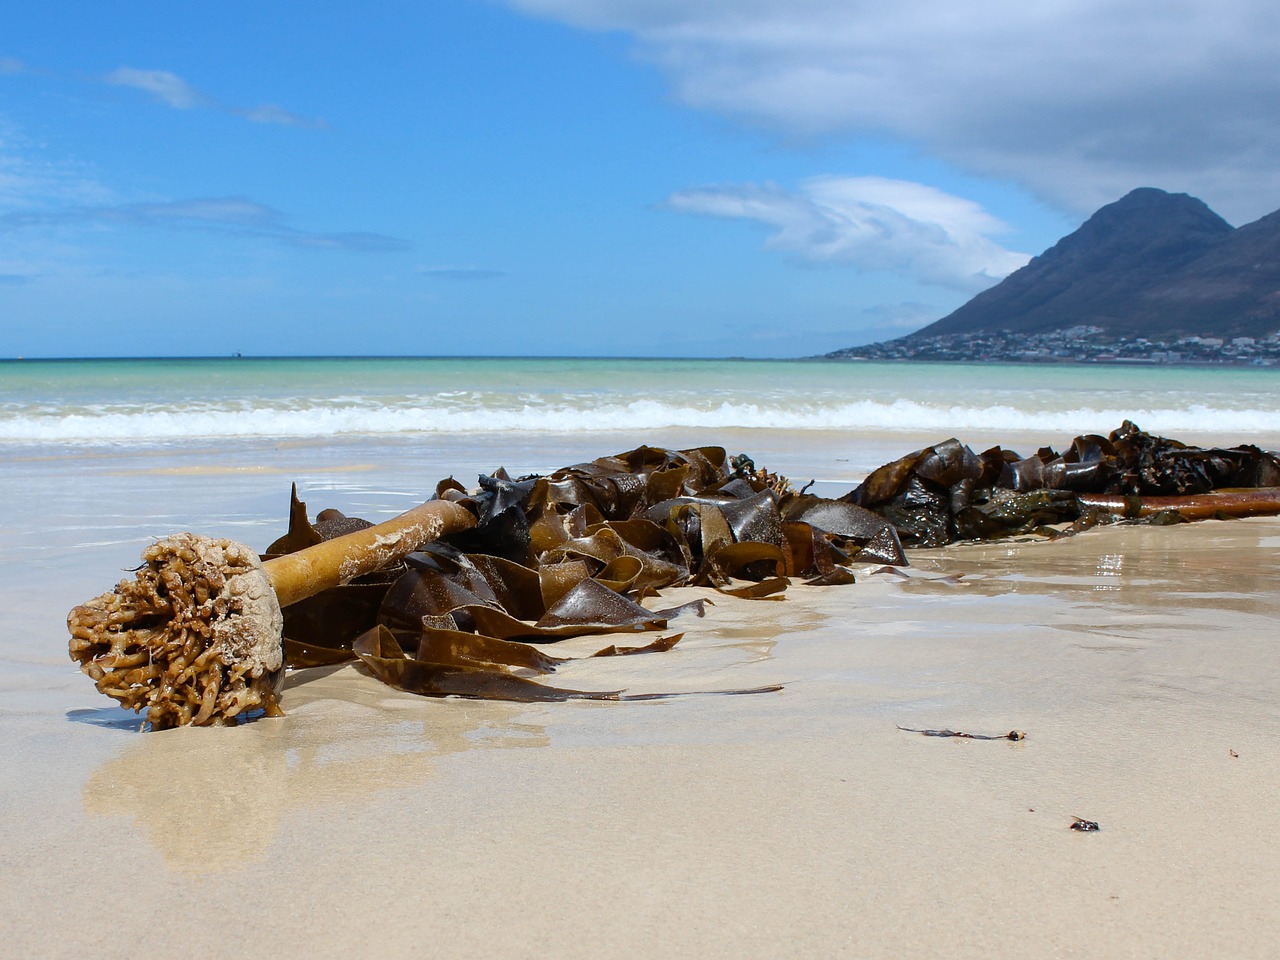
[351,625,778,702]
[352,625,626,702]
[257,443,874,708]
[180,427,1280,719]
[1077,488,1280,520]
[265,486,404,654]
[589,633,684,657]
[897,726,1026,741]
[848,421,1280,547]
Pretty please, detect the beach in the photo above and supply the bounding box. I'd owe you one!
[3,358,1280,958]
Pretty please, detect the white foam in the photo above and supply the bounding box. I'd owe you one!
[2,396,1276,443]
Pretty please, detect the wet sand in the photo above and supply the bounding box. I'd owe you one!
[3,433,1278,958]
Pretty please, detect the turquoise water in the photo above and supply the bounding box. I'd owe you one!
[2,356,1278,444]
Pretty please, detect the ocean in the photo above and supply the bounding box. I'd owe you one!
[3,353,1279,576]
[3,355,1279,452]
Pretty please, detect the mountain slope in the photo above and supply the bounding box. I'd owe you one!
[906,188,1280,341]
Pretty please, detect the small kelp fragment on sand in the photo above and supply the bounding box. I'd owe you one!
[898,726,1026,741]
[351,624,779,701]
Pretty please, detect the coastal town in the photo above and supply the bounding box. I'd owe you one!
[828,325,1280,366]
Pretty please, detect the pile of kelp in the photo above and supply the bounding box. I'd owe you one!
[272,444,906,701]
[846,420,1280,547]
[269,422,1280,702]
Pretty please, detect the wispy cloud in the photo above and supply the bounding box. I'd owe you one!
[0,122,113,210]
[0,57,26,75]
[285,230,411,252]
[416,266,509,280]
[104,67,208,109]
[120,197,277,225]
[1,195,411,252]
[668,176,1029,290]
[859,301,940,332]
[103,65,327,128]
[2,119,397,259]
[235,104,327,129]
[507,0,1280,223]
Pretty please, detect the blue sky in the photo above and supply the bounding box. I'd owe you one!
[2,0,1277,358]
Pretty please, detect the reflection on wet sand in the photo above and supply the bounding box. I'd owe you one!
[887,518,1280,708]
[82,667,549,874]
[902,518,1280,614]
[78,611,779,875]
[78,519,1280,879]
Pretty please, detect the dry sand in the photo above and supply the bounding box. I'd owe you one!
[2,438,1278,959]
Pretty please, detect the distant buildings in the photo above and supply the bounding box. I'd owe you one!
[827,327,1280,366]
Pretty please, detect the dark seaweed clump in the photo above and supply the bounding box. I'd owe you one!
[269,424,1280,704]
[844,420,1280,547]
[272,444,903,702]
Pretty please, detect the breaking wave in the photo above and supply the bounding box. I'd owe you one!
[2,395,1276,444]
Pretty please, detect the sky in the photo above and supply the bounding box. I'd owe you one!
[2,0,1278,359]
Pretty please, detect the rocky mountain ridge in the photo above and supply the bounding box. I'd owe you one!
[831,187,1280,358]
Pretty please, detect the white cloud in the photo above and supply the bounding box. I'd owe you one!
[505,0,1280,222]
[236,104,329,129]
[104,67,207,109]
[1,190,411,253]
[110,197,280,226]
[860,301,944,331]
[103,66,326,128]
[0,122,113,211]
[667,176,1029,290]
[1,119,394,255]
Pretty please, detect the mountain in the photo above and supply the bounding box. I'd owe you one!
[899,188,1280,342]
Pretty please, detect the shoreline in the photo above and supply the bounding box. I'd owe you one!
[818,353,1280,368]
[7,352,1280,368]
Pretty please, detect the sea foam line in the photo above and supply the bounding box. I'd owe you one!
[1,398,1275,443]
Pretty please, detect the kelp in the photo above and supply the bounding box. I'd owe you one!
[846,420,1280,547]
[263,426,1280,709]
[350,625,778,702]
[897,726,1026,741]
[268,444,899,705]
